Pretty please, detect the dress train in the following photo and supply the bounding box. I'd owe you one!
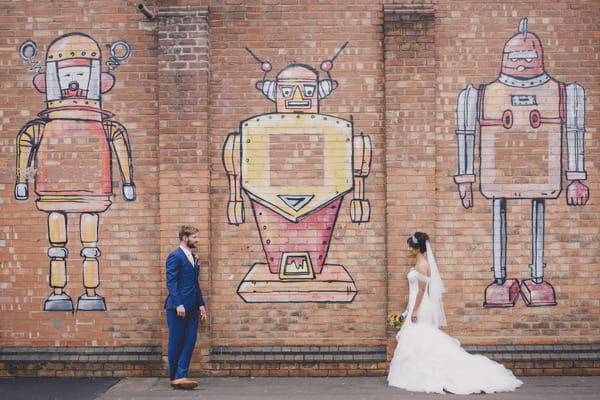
[388,269,522,394]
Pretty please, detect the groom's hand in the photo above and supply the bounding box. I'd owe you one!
[176,305,186,318]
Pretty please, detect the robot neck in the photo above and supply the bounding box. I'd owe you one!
[38,101,112,121]
[498,72,551,88]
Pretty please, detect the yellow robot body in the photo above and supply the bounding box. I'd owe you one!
[241,113,353,222]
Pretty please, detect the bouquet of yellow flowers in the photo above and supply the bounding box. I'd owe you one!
[388,310,406,330]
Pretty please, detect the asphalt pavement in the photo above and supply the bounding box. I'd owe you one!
[1,376,599,400]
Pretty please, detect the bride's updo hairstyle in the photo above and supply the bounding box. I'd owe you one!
[407,232,429,253]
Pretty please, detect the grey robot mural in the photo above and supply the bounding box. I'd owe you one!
[454,18,588,307]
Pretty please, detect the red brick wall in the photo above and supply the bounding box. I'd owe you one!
[0,0,598,377]
[157,4,212,370]
[383,3,437,361]
[208,0,386,340]
[434,0,599,345]
[0,0,162,348]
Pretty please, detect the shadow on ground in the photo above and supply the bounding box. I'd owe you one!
[0,377,119,400]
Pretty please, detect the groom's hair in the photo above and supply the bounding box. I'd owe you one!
[179,225,199,240]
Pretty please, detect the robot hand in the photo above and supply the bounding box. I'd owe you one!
[227,200,245,225]
[15,182,28,200]
[122,183,136,201]
[350,199,370,223]
[566,180,589,206]
[457,182,473,209]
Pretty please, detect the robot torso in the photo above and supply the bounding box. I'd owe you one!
[241,112,353,222]
[479,78,564,199]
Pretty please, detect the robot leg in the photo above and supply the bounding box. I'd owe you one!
[484,198,520,307]
[492,198,507,285]
[76,212,106,311]
[520,199,557,306]
[44,212,74,311]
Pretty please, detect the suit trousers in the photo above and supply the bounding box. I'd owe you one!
[167,308,199,380]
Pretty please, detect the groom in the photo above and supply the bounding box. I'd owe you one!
[165,225,208,389]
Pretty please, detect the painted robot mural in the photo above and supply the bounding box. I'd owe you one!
[454,18,588,307]
[223,43,371,303]
[16,33,135,311]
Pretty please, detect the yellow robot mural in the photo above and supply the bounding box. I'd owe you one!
[16,33,135,311]
[223,43,371,303]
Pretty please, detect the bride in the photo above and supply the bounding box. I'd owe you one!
[387,232,523,394]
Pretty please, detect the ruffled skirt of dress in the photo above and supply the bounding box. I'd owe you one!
[387,323,523,395]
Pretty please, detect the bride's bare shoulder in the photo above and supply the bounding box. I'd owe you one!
[415,259,430,277]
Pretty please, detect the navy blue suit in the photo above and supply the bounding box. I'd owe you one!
[165,247,205,380]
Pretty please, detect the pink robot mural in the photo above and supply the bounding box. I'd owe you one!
[16,33,135,311]
[455,18,588,307]
[223,43,371,303]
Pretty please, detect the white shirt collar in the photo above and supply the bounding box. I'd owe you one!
[179,245,193,259]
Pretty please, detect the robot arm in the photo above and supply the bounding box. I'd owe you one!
[350,132,371,223]
[15,119,45,200]
[454,84,478,209]
[223,132,245,225]
[104,119,136,201]
[564,82,589,206]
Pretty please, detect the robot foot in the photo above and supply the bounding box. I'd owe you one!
[483,279,520,307]
[44,292,74,312]
[520,279,557,307]
[77,293,107,311]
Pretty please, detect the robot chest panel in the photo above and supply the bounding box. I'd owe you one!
[36,119,111,194]
[241,113,353,219]
[479,82,563,199]
[481,81,562,128]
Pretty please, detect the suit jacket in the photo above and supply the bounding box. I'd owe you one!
[164,247,205,311]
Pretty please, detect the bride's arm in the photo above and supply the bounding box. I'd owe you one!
[411,280,427,322]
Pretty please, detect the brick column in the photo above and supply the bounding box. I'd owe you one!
[157,5,211,373]
[383,2,436,356]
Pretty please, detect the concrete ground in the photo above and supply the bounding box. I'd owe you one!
[2,376,598,400]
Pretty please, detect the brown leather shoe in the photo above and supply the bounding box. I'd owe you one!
[170,378,198,390]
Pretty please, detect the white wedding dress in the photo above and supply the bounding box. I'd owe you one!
[388,269,523,394]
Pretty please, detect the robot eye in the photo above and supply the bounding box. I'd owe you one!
[525,58,533,63]
[510,58,518,62]
[280,86,293,97]
[304,85,315,97]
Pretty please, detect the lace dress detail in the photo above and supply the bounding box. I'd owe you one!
[387,269,522,394]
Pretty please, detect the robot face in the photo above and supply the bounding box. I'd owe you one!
[501,33,544,78]
[277,81,318,112]
[58,65,91,98]
[275,64,319,113]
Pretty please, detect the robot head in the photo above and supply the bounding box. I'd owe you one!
[36,33,115,103]
[501,18,545,79]
[20,33,121,111]
[247,43,347,114]
[275,64,320,113]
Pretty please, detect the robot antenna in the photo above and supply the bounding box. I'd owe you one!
[19,40,42,73]
[331,41,349,63]
[106,40,131,72]
[245,47,272,73]
[321,41,349,73]
[518,18,528,40]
